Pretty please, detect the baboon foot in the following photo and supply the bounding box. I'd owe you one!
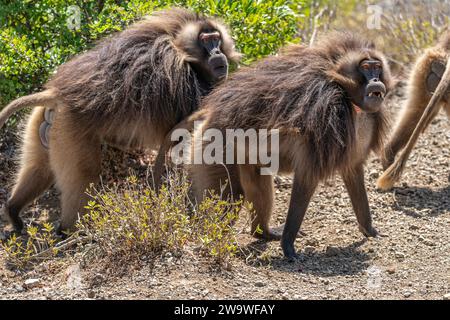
[3,204,24,233]
[359,225,379,238]
[253,224,305,241]
[281,241,299,260]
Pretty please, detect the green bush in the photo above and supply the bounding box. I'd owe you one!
[0,0,308,109]
[2,172,243,269]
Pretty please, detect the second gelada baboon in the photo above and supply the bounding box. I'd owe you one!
[189,32,393,258]
[378,32,450,190]
[0,8,240,233]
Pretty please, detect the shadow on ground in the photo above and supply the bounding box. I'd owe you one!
[241,238,370,277]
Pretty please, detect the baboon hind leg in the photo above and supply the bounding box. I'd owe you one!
[49,123,102,233]
[4,108,54,231]
[191,163,243,203]
[238,165,279,240]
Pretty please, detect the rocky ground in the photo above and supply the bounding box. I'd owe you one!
[0,85,449,300]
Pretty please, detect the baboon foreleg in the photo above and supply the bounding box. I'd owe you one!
[281,172,318,259]
[4,108,54,232]
[50,129,102,233]
[238,165,276,240]
[342,165,378,237]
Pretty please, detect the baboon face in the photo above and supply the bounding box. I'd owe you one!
[335,56,389,113]
[193,29,228,83]
[197,29,229,82]
[175,21,240,85]
[357,59,387,112]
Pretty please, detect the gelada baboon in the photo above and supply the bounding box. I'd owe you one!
[377,32,450,190]
[0,8,240,233]
[189,32,393,258]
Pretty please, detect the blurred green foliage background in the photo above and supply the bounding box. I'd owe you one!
[0,0,448,110]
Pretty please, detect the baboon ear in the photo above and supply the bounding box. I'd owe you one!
[326,70,358,92]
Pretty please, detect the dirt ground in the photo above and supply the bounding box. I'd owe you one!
[0,85,449,300]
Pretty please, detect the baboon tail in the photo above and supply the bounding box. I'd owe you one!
[377,57,450,190]
[0,89,57,129]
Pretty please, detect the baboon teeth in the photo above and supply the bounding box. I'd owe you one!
[368,92,384,98]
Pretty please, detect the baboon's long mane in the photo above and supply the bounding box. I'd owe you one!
[205,32,389,179]
[47,8,219,129]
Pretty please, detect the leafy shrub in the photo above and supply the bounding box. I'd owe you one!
[1,171,243,269]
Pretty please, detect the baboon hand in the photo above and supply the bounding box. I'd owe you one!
[427,60,448,95]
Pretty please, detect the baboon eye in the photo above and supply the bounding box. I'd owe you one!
[361,63,370,70]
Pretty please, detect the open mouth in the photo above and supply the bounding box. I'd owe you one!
[367,91,385,99]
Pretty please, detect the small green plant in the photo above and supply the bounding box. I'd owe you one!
[2,222,59,268]
[78,172,242,267]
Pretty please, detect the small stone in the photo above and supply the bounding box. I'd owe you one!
[255,281,266,288]
[305,238,319,247]
[369,170,379,179]
[444,293,450,300]
[24,278,41,289]
[409,225,420,231]
[15,284,25,292]
[282,293,290,300]
[87,291,95,299]
[395,252,405,261]
[303,246,315,255]
[325,246,340,257]
[386,266,396,274]
[403,291,413,298]
[422,239,435,247]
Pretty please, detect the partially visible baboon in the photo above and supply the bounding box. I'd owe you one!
[188,32,393,258]
[0,8,240,233]
[377,32,450,190]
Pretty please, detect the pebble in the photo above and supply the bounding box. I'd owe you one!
[395,252,405,261]
[24,278,41,289]
[386,266,397,274]
[422,239,436,247]
[303,246,315,255]
[325,246,340,257]
[444,293,450,300]
[305,238,319,247]
[403,290,414,298]
[255,281,266,288]
[15,284,25,293]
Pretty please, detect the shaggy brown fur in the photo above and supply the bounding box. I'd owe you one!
[378,31,450,190]
[189,32,393,257]
[0,8,239,233]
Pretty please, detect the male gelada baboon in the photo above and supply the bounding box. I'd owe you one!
[378,32,450,190]
[190,32,393,258]
[0,8,240,233]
